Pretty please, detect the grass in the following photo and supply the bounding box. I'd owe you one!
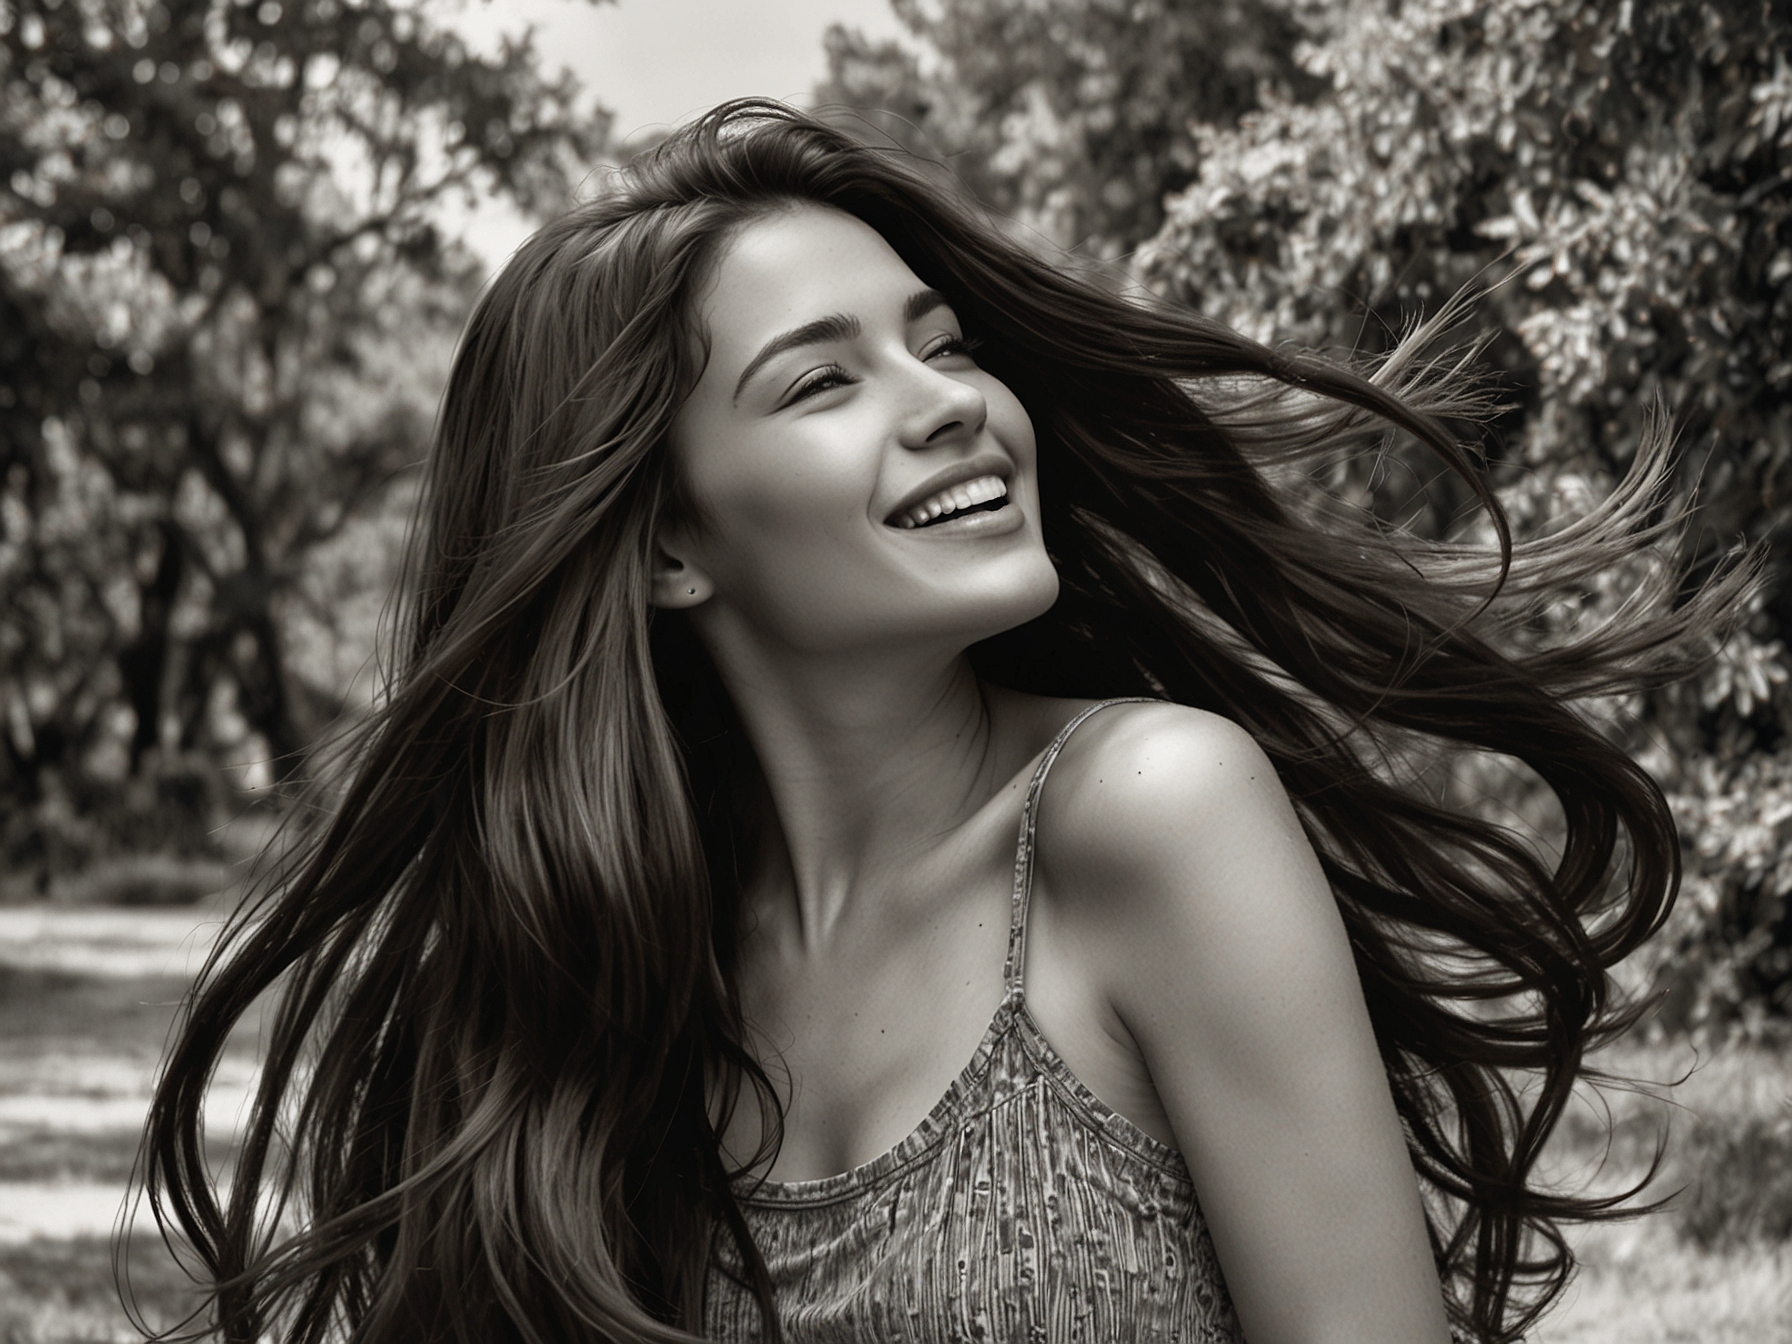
[0,1237,206,1344]
[0,948,251,1344]
[1541,1230,1792,1344]
[1674,1113,1792,1249]
[1533,1039,1792,1342]
[0,909,1787,1342]
[0,967,193,1049]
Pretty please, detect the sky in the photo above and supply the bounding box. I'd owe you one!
[454,0,906,141]
[443,0,906,263]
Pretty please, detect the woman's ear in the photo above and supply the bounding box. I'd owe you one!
[650,538,713,610]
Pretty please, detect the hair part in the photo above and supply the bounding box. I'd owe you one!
[141,100,1748,1344]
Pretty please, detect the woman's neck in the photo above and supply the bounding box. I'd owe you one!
[700,638,1033,951]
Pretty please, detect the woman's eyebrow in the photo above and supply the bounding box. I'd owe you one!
[733,314,859,403]
[904,287,949,323]
[731,290,953,403]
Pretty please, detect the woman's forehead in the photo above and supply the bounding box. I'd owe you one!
[696,206,928,360]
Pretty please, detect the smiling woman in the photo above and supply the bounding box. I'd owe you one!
[659,207,1057,660]
[141,102,1745,1344]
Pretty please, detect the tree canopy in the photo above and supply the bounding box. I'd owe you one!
[825,0,1792,1034]
[8,0,1788,1032]
[815,0,1315,257]
[0,0,606,895]
[1138,0,1792,1036]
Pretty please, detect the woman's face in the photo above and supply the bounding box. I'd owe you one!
[661,204,1059,658]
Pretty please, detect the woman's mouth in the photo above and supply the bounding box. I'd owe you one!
[890,474,1010,529]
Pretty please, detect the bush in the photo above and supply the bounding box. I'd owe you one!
[1672,1112,1792,1249]
[828,0,1792,1035]
[0,0,606,899]
[1133,0,1792,1037]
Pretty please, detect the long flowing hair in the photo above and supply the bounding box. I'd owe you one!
[141,100,1746,1343]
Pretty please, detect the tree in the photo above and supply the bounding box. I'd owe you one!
[0,0,607,896]
[813,0,1316,258]
[826,0,1792,1033]
[1135,0,1792,1036]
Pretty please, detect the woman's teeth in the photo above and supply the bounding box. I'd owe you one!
[895,475,1009,529]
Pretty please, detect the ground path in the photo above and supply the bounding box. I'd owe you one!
[0,903,1786,1341]
[0,903,261,1339]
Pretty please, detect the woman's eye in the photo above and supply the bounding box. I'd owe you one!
[924,335,982,362]
[786,364,854,403]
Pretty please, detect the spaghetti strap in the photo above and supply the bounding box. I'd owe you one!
[1002,697,1159,1001]
[712,699,1244,1342]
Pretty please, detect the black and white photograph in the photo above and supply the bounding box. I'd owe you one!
[1,1,1789,1340]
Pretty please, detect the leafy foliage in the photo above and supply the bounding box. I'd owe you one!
[814,0,1316,257]
[833,0,1792,1033]
[1135,0,1792,1037]
[0,0,605,895]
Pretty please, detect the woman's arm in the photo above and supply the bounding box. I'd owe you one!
[1037,702,1454,1344]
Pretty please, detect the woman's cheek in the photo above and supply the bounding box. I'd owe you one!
[700,474,878,613]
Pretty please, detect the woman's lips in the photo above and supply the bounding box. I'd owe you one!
[890,474,1010,529]
[887,495,1023,538]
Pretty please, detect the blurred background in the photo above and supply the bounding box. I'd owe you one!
[1,0,1789,1338]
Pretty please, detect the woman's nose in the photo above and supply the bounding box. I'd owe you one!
[898,361,988,450]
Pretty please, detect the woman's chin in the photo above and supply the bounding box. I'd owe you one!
[945,571,1063,650]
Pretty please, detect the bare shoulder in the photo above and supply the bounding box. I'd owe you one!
[1040,701,1276,810]
[1032,701,1308,919]
[1029,699,1341,1005]
[1029,703,1452,1343]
